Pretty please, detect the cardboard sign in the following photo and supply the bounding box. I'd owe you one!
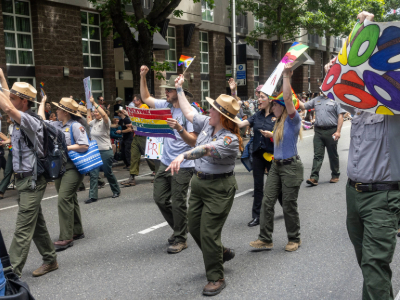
[145,137,164,160]
[83,76,92,109]
[321,20,400,115]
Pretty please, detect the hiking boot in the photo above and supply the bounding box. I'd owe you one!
[78,186,86,192]
[32,260,58,277]
[84,198,97,204]
[167,241,188,254]
[203,279,226,296]
[223,248,235,263]
[306,178,318,186]
[168,233,175,245]
[54,239,74,251]
[73,233,85,240]
[285,240,301,252]
[249,239,273,250]
[121,175,136,187]
[330,177,339,183]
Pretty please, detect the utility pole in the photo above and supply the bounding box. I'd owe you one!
[232,0,237,82]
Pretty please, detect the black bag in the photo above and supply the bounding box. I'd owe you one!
[0,230,35,300]
[20,111,68,182]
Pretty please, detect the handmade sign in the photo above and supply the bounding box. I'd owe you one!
[145,137,164,160]
[126,107,176,139]
[83,76,92,109]
[39,82,45,98]
[261,42,309,96]
[321,20,400,115]
[268,87,300,110]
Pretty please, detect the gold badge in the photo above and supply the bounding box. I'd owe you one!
[357,112,361,115]
[16,127,20,130]
[65,128,70,132]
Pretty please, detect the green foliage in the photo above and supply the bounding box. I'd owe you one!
[151,61,173,81]
[382,0,400,21]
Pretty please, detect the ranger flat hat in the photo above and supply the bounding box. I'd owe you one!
[206,94,241,124]
[52,98,80,116]
[77,104,88,116]
[160,75,193,98]
[10,82,40,104]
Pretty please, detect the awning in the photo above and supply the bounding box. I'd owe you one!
[226,37,261,60]
[129,28,170,50]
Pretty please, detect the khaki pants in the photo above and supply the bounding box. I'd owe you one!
[129,135,155,176]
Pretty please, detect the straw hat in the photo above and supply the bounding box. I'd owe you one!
[52,98,80,116]
[10,82,40,104]
[206,94,241,124]
[160,75,193,98]
[77,105,88,116]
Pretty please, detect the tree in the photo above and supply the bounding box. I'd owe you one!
[88,0,213,95]
[382,0,400,21]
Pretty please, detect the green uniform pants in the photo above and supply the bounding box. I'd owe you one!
[55,161,84,241]
[79,176,104,190]
[311,127,340,181]
[0,151,13,194]
[259,158,303,243]
[188,175,237,281]
[153,163,193,242]
[89,149,121,199]
[129,135,156,176]
[9,175,57,277]
[346,183,400,300]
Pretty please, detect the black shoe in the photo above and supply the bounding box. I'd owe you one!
[123,166,130,170]
[168,233,175,245]
[248,217,260,227]
[223,248,235,263]
[112,193,120,198]
[85,198,97,204]
[98,182,106,189]
[78,186,86,192]
[397,230,400,237]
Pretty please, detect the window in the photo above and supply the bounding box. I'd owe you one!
[334,36,343,49]
[201,0,214,22]
[165,26,176,72]
[2,0,34,65]
[201,81,210,109]
[91,78,103,100]
[8,76,36,108]
[81,11,102,68]
[254,81,259,99]
[199,31,209,74]
[254,41,259,76]
[254,3,264,29]
[321,31,326,47]
[124,51,131,71]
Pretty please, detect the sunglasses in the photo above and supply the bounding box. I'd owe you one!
[165,88,174,93]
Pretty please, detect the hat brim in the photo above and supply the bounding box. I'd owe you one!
[159,85,193,98]
[52,102,81,117]
[206,97,241,124]
[9,90,41,105]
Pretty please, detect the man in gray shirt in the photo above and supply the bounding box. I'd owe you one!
[299,95,346,185]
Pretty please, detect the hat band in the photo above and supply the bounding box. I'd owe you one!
[10,89,34,101]
[59,103,78,114]
[214,101,237,119]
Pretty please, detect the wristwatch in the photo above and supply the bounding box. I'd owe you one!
[178,127,184,134]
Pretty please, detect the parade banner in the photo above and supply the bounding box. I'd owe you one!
[126,107,176,139]
[83,76,92,109]
[321,20,400,115]
[145,137,164,160]
[261,42,309,96]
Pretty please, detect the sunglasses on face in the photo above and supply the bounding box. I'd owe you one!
[165,88,174,93]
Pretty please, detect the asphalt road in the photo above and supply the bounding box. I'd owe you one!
[1,122,399,300]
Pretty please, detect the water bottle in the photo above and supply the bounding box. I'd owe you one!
[48,144,61,180]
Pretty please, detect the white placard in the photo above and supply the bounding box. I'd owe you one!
[83,76,92,109]
[145,137,164,160]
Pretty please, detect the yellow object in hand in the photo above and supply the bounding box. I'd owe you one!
[263,152,274,162]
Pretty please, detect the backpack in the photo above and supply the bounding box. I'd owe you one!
[20,111,68,182]
[167,102,199,128]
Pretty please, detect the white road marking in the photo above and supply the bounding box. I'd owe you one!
[302,125,350,139]
[0,172,153,212]
[395,290,400,300]
[137,188,254,235]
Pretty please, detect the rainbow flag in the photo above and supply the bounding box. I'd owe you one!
[39,82,45,97]
[269,87,300,110]
[193,102,204,114]
[127,107,176,139]
[79,99,86,106]
[7,145,12,152]
[178,55,194,67]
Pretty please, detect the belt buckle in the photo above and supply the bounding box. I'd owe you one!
[197,172,202,179]
[355,183,362,193]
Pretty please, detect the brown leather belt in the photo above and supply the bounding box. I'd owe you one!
[348,179,400,193]
[315,125,337,130]
[274,155,300,166]
[195,171,234,180]
[14,172,33,180]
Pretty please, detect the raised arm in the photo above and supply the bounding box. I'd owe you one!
[282,62,296,116]
[90,96,108,123]
[0,68,9,98]
[0,90,21,124]
[140,65,156,108]
[228,78,238,101]
[38,95,47,120]
[238,120,250,128]
[175,74,195,123]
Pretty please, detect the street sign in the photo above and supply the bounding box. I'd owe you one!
[237,64,246,86]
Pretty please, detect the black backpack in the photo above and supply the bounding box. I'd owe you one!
[20,111,68,182]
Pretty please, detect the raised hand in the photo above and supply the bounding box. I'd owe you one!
[357,11,374,23]
[140,65,149,77]
[175,74,185,88]
[228,78,237,91]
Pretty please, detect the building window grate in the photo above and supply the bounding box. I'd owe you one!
[81,11,102,69]
[199,31,209,74]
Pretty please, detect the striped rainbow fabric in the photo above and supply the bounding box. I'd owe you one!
[178,55,194,67]
[127,107,177,140]
[268,87,300,110]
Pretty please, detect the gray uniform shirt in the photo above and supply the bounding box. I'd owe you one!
[304,96,345,127]
[12,110,45,173]
[193,114,239,174]
[89,118,111,150]
[348,109,400,182]
[45,119,89,147]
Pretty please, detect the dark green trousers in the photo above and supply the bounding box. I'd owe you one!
[259,158,303,243]
[129,135,155,176]
[153,163,193,242]
[89,149,121,199]
[0,151,13,194]
[346,183,400,300]
[188,175,237,281]
[9,175,57,276]
[55,161,84,241]
[311,127,340,181]
[78,175,104,190]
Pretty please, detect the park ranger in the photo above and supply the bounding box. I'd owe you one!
[299,94,346,185]
[0,76,58,277]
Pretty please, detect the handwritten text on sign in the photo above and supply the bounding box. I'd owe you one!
[145,137,164,160]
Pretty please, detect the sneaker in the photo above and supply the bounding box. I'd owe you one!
[306,178,318,186]
[330,177,339,183]
[249,239,273,250]
[168,233,175,245]
[285,240,301,252]
[167,241,188,254]
[32,260,58,277]
[223,248,235,263]
[203,279,226,296]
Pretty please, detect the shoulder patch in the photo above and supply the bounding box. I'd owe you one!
[79,126,85,133]
[223,136,232,146]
